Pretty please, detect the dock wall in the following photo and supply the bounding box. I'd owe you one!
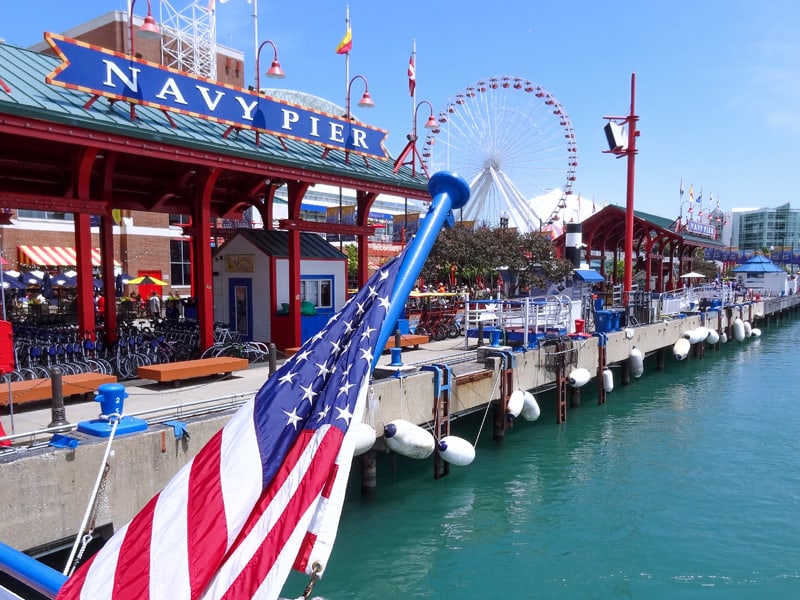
[2,296,798,553]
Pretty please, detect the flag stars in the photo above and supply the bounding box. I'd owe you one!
[300,382,317,403]
[278,370,297,386]
[329,339,342,355]
[378,296,391,311]
[360,346,374,365]
[337,379,355,397]
[368,285,378,299]
[284,406,303,430]
[315,361,332,379]
[294,349,311,363]
[361,325,376,340]
[317,404,331,422]
[335,405,354,426]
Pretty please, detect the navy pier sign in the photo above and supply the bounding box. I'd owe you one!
[685,219,716,239]
[44,34,389,160]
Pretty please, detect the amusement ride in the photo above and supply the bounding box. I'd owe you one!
[422,76,578,234]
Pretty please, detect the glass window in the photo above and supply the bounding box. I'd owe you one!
[300,278,333,309]
[17,210,73,221]
[170,239,191,286]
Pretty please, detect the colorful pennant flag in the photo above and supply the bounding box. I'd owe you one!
[336,27,352,54]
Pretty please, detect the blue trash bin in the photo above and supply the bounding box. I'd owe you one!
[611,310,622,331]
[594,297,605,311]
[594,310,613,333]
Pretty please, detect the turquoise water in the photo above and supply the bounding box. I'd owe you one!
[284,318,800,599]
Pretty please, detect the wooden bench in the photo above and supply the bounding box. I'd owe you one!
[383,334,429,352]
[136,357,249,386]
[0,373,118,407]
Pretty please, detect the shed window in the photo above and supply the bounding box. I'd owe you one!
[301,278,332,309]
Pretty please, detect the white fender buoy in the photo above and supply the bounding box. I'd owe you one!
[720,331,728,344]
[624,328,635,339]
[743,321,752,338]
[751,327,762,338]
[673,337,691,360]
[437,435,475,466]
[683,328,706,344]
[732,318,745,342]
[629,347,644,378]
[602,367,614,392]
[706,329,720,345]
[352,422,377,456]
[568,367,591,388]
[521,391,540,422]
[384,419,435,459]
[507,389,525,418]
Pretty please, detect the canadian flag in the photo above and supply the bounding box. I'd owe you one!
[408,54,416,97]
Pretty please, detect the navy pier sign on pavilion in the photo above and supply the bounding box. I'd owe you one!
[43,34,389,160]
[685,219,717,239]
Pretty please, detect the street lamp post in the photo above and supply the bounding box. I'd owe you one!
[392,100,439,177]
[127,0,161,121]
[253,40,285,146]
[344,75,374,163]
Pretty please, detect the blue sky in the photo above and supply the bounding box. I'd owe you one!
[1,1,799,221]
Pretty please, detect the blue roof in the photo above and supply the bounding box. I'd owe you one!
[731,255,785,274]
[574,269,605,282]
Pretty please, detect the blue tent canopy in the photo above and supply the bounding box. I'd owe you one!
[574,269,605,283]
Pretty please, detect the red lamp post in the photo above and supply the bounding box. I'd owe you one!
[254,40,285,146]
[393,100,439,177]
[128,0,161,121]
[344,75,374,163]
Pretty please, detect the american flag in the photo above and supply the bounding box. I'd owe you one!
[57,251,407,600]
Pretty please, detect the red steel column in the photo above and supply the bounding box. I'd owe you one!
[74,213,95,336]
[193,168,220,350]
[623,72,639,304]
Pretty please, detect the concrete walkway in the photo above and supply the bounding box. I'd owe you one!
[1,336,475,440]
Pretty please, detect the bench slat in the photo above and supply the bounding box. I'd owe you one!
[0,373,118,406]
[137,357,249,383]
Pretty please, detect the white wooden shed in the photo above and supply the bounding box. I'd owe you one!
[212,230,347,348]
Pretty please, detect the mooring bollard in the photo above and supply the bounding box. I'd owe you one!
[477,321,484,347]
[395,328,402,348]
[268,343,277,375]
[48,366,70,430]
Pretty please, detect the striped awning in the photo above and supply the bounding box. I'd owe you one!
[18,245,121,267]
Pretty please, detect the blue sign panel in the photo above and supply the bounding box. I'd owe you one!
[44,34,389,160]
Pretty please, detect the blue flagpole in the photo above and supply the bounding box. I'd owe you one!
[371,171,470,369]
[0,540,66,598]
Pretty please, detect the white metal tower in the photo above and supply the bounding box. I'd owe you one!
[158,0,217,79]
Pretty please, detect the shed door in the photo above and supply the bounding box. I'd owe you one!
[228,278,253,340]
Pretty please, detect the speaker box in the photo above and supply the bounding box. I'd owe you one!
[604,122,626,151]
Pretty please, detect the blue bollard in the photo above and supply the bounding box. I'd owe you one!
[389,347,404,367]
[77,383,147,438]
[490,328,501,347]
[95,383,127,420]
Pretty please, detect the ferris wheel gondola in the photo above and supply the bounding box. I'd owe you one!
[423,76,577,233]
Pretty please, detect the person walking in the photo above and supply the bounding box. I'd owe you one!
[148,291,161,320]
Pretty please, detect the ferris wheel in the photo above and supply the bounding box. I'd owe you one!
[423,76,577,233]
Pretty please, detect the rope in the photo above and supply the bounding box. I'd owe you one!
[471,368,502,448]
[63,414,120,576]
